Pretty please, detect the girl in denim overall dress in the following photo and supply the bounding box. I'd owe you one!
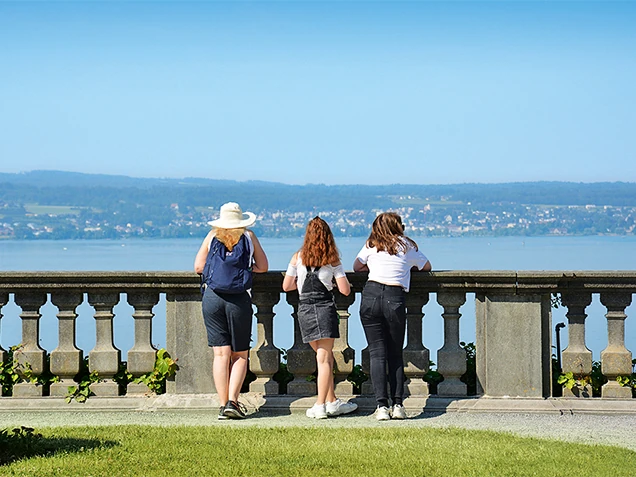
[283,217,358,419]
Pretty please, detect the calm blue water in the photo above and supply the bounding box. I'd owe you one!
[1,236,635,363]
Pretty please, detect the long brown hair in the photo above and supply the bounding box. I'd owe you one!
[367,212,418,255]
[214,227,245,251]
[300,217,340,268]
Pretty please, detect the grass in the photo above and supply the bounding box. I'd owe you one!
[23,204,83,216]
[1,425,635,477]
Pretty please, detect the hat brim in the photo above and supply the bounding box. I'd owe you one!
[208,211,257,229]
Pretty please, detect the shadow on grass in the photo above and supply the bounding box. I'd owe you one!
[0,426,117,466]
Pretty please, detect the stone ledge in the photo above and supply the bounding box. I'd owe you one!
[1,395,635,415]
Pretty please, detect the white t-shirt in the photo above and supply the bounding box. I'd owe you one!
[355,239,428,292]
[285,253,346,293]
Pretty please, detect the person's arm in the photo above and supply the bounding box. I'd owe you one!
[332,261,351,296]
[412,260,432,272]
[248,230,269,273]
[353,258,369,272]
[194,230,215,274]
[282,253,299,292]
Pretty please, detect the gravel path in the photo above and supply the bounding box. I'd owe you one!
[2,410,635,452]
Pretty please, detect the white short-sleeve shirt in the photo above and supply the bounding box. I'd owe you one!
[355,239,428,292]
[285,253,346,293]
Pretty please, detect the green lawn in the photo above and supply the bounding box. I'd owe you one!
[23,204,83,216]
[2,426,634,477]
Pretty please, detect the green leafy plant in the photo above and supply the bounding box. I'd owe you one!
[423,360,444,393]
[0,426,45,465]
[66,358,100,403]
[460,341,477,395]
[617,359,636,397]
[347,364,367,394]
[131,348,179,394]
[557,361,607,397]
[0,345,22,396]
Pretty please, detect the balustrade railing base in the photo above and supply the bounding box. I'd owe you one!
[1,394,636,414]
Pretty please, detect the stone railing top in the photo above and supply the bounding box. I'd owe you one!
[1,271,636,294]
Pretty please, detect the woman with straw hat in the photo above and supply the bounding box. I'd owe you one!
[194,202,268,420]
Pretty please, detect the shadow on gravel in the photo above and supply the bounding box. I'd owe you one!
[0,426,117,466]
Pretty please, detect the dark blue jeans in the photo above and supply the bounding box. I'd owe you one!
[359,281,407,408]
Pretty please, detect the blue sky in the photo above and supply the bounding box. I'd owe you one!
[1,1,635,185]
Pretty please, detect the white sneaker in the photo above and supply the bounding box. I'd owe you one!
[391,404,407,419]
[326,398,358,417]
[306,403,328,419]
[375,406,391,421]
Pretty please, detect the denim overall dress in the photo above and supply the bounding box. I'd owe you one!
[297,266,340,343]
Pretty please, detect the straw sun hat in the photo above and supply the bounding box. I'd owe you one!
[208,202,256,229]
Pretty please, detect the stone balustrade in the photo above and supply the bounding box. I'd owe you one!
[0,271,634,402]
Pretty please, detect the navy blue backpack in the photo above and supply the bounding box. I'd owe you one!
[202,234,253,294]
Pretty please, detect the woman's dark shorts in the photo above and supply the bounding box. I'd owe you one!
[298,297,340,344]
[202,287,253,352]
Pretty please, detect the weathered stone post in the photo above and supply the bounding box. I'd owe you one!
[0,293,8,396]
[88,291,122,396]
[49,291,84,397]
[560,292,593,397]
[476,277,551,398]
[165,288,214,394]
[126,292,159,394]
[13,291,48,397]
[249,291,280,394]
[285,291,317,396]
[333,290,355,395]
[403,291,430,396]
[600,292,633,398]
[436,291,467,396]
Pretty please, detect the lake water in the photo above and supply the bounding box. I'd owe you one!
[1,235,635,364]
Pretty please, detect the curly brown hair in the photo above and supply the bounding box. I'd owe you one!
[300,217,340,268]
[367,212,418,255]
[214,227,245,251]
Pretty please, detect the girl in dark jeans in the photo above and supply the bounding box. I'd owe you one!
[353,212,431,420]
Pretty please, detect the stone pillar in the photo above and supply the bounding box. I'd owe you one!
[0,293,8,396]
[49,291,84,397]
[126,292,159,394]
[600,292,633,399]
[436,291,467,396]
[13,291,48,397]
[88,291,122,396]
[249,291,280,394]
[333,291,355,395]
[476,293,551,398]
[285,292,317,396]
[166,290,214,394]
[403,291,430,397]
[560,292,593,398]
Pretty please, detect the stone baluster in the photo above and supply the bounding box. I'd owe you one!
[600,292,633,398]
[403,291,430,397]
[436,291,468,396]
[333,291,356,395]
[88,292,121,396]
[285,292,317,395]
[126,292,159,394]
[560,292,593,397]
[49,291,84,396]
[13,291,48,397]
[0,293,7,396]
[249,291,280,394]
